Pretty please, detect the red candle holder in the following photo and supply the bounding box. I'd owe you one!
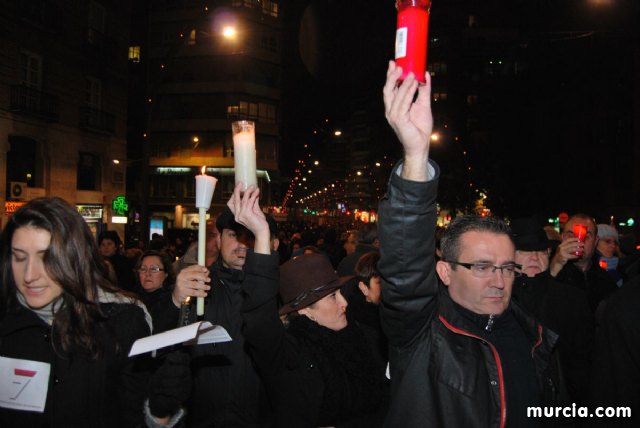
[395,0,431,83]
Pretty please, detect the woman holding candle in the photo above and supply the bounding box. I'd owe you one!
[231,186,388,427]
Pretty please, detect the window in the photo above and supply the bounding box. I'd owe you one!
[433,92,448,102]
[86,77,102,108]
[77,152,101,190]
[128,46,141,62]
[263,0,278,17]
[151,175,177,198]
[429,62,447,76]
[227,101,277,124]
[89,1,105,32]
[20,51,42,89]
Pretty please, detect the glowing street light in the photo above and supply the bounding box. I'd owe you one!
[222,26,237,39]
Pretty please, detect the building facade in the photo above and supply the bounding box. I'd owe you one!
[0,0,132,237]
[128,0,282,240]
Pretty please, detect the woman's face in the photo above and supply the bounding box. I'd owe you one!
[300,289,348,331]
[138,255,168,292]
[11,226,64,309]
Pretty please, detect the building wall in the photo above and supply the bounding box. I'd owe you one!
[133,0,283,229]
[0,0,132,233]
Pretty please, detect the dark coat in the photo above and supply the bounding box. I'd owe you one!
[553,257,618,318]
[588,276,640,427]
[241,251,387,427]
[512,271,594,404]
[109,253,137,292]
[155,257,272,427]
[336,244,377,277]
[378,161,565,428]
[0,302,150,428]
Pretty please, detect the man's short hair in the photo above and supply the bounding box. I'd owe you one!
[356,225,378,245]
[441,215,513,266]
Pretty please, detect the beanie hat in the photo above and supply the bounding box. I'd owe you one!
[597,224,618,242]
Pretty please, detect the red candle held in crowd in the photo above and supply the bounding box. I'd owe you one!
[395,0,431,83]
[572,223,588,257]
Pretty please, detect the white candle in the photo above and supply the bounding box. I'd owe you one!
[194,167,217,316]
[232,120,258,191]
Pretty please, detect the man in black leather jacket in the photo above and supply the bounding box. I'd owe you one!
[378,62,566,428]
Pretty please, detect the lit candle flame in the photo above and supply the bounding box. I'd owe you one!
[201,166,206,175]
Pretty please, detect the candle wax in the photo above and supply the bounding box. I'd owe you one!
[233,131,258,191]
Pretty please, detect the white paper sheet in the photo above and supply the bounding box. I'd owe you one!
[128,321,232,357]
[0,356,51,412]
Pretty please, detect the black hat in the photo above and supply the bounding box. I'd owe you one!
[215,207,278,236]
[279,254,352,315]
[510,217,551,251]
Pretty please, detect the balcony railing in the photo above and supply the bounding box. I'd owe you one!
[80,106,115,134]
[10,85,59,122]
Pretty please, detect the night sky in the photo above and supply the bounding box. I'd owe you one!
[280,0,640,223]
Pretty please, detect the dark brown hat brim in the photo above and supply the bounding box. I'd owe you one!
[279,276,353,315]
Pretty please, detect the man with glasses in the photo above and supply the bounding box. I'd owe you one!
[378,61,565,427]
[511,216,593,405]
[549,213,617,314]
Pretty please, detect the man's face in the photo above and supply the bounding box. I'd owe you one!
[218,228,252,270]
[562,217,598,260]
[344,232,357,255]
[515,249,550,277]
[436,231,515,315]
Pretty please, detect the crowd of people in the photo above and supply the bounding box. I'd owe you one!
[1,62,639,427]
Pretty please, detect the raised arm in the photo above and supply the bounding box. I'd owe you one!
[378,62,440,347]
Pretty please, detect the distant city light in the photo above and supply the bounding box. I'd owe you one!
[334,130,342,136]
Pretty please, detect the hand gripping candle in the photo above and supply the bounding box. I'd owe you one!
[195,166,217,316]
[232,120,258,192]
[395,0,431,83]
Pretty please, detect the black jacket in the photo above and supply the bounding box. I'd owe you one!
[155,257,272,427]
[378,161,564,428]
[553,257,617,318]
[512,271,594,404]
[241,251,387,427]
[588,276,640,427]
[0,302,150,427]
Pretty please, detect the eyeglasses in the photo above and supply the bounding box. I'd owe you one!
[446,261,522,278]
[138,266,165,274]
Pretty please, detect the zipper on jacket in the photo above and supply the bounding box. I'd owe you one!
[485,314,495,332]
[439,313,506,428]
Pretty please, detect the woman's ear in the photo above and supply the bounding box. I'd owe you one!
[298,307,316,322]
[358,281,370,297]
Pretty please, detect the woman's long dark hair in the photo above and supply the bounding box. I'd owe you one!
[0,197,118,357]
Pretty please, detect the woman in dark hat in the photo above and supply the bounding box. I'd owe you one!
[241,252,388,427]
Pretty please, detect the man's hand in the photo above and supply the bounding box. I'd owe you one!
[549,237,581,277]
[383,61,433,181]
[171,265,211,308]
[226,183,271,255]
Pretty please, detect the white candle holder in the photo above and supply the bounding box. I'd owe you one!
[232,120,258,191]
